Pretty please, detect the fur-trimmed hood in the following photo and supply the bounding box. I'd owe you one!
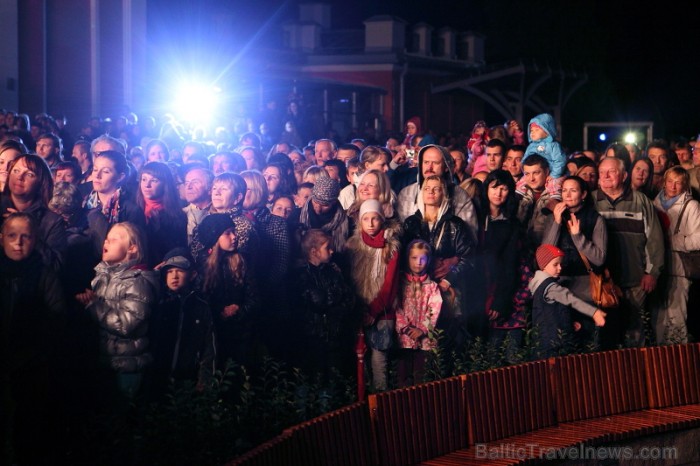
[346,219,402,305]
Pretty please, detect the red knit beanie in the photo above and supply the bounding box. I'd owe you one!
[536,244,565,270]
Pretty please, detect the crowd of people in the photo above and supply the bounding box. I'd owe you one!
[2,106,700,464]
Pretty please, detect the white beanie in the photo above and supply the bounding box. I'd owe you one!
[359,199,384,221]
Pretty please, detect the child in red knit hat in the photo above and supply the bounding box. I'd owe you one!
[528,244,606,358]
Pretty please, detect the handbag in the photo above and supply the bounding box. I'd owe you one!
[674,200,700,280]
[365,316,395,351]
[578,251,622,309]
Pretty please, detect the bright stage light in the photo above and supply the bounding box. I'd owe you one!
[623,132,636,144]
[598,133,607,142]
[173,82,221,125]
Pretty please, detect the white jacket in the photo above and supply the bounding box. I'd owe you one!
[653,192,700,277]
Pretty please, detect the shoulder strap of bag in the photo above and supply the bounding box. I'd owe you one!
[578,250,593,273]
[674,199,691,235]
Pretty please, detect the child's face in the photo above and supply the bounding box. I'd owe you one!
[294,187,312,208]
[217,227,237,252]
[408,251,429,275]
[361,212,383,237]
[1,217,35,261]
[166,267,194,293]
[529,125,547,141]
[311,240,333,264]
[543,256,563,278]
[271,197,294,219]
[347,165,359,183]
[102,225,135,264]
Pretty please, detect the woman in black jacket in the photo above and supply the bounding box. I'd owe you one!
[135,161,188,268]
[477,169,522,352]
[403,174,476,350]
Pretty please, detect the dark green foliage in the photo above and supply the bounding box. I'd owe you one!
[132,358,356,466]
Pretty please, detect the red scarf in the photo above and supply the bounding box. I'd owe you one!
[361,229,385,248]
[405,271,428,282]
[143,198,164,222]
[369,250,399,318]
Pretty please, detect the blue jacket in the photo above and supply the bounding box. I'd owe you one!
[524,113,565,178]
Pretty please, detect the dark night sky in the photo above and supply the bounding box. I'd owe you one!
[148,0,700,143]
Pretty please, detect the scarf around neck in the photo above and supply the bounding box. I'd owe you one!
[86,188,123,225]
[362,229,386,248]
[658,192,681,211]
[405,271,428,282]
[143,197,164,221]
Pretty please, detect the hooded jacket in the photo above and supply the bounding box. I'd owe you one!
[397,144,478,240]
[89,260,159,373]
[524,113,565,178]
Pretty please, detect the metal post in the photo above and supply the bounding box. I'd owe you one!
[355,329,367,401]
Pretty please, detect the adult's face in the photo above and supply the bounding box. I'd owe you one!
[421,178,444,207]
[336,149,356,163]
[262,166,281,195]
[184,169,210,204]
[92,156,124,195]
[211,155,232,175]
[8,158,40,198]
[182,145,200,164]
[211,181,237,211]
[485,145,504,172]
[693,143,700,167]
[487,181,509,210]
[92,140,121,158]
[631,162,650,190]
[675,148,691,164]
[385,138,400,152]
[72,145,89,165]
[358,172,380,202]
[450,151,466,175]
[240,149,258,170]
[36,138,57,160]
[503,150,524,178]
[314,141,336,166]
[421,148,444,179]
[0,148,21,187]
[365,154,389,173]
[647,148,668,176]
[311,199,333,215]
[147,144,167,162]
[577,166,598,190]
[522,164,548,190]
[140,172,164,201]
[55,169,77,184]
[598,158,626,194]
[561,179,586,209]
[663,172,686,198]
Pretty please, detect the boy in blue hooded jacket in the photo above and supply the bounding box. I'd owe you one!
[517,113,565,201]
